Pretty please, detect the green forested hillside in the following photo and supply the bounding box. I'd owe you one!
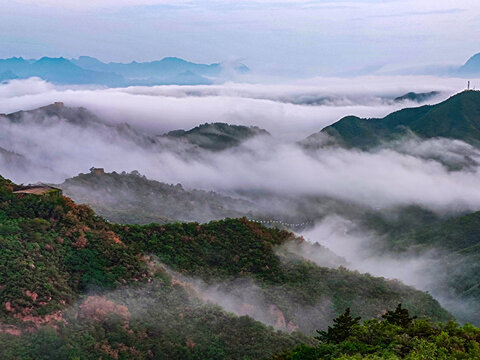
[0,175,453,358]
[313,91,480,149]
[114,219,451,333]
[0,174,306,359]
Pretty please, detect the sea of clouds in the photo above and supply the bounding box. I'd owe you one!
[1,75,479,323]
[0,76,479,212]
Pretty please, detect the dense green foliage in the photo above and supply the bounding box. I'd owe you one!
[0,174,312,358]
[273,306,480,359]
[60,171,253,224]
[315,91,480,149]
[113,218,452,333]
[316,308,361,344]
[0,175,454,358]
[0,175,147,318]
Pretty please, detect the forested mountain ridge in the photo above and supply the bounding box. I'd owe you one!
[60,171,255,224]
[0,174,452,359]
[162,122,270,151]
[309,91,480,149]
[2,103,267,156]
[393,91,440,103]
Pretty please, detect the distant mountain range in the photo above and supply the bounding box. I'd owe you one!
[457,52,480,76]
[305,90,480,150]
[0,56,249,86]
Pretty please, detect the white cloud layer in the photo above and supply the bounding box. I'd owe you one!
[0,76,466,140]
[1,77,480,214]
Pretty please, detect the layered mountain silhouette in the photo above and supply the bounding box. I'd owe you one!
[305,91,480,149]
[0,102,270,170]
[0,56,249,86]
[60,171,255,224]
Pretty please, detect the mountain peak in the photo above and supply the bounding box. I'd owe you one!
[3,57,26,62]
[314,90,480,149]
[164,122,270,151]
[35,56,70,63]
[458,51,480,75]
[160,57,189,64]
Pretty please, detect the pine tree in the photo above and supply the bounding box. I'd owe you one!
[315,308,361,344]
[382,304,417,328]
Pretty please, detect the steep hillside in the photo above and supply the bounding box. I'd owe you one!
[362,207,480,324]
[163,122,270,151]
[2,103,264,155]
[311,91,480,149]
[391,211,480,321]
[6,102,102,125]
[0,174,308,358]
[2,102,165,150]
[114,219,452,333]
[0,174,452,359]
[60,171,254,224]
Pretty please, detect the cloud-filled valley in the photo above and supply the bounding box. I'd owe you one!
[1,75,480,328]
[5,0,480,356]
[0,76,467,139]
[0,77,479,213]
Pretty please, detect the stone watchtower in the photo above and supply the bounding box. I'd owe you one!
[90,167,105,175]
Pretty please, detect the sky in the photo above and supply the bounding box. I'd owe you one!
[1,0,480,76]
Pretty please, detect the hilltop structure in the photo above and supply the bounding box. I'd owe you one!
[90,167,105,175]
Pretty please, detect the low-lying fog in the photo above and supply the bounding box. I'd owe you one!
[1,76,478,211]
[1,76,479,323]
[0,75,465,140]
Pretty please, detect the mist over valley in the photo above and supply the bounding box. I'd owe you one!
[2,2,480,356]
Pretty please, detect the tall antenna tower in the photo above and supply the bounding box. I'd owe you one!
[468,81,470,91]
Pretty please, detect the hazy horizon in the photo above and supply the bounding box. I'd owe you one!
[2,0,480,76]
